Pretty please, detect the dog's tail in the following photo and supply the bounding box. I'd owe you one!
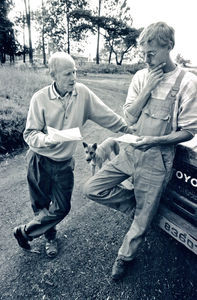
[113,140,120,155]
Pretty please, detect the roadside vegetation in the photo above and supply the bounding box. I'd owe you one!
[0,66,50,156]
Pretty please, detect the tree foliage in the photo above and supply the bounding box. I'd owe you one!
[175,53,191,67]
[70,2,142,65]
[35,0,89,54]
[23,0,33,63]
[0,0,16,63]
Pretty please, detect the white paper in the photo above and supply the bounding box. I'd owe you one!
[114,134,139,144]
[47,126,83,142]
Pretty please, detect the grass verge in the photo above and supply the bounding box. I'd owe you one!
[0,66,50,156]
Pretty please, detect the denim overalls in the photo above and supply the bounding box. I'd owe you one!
[84,70,185,261]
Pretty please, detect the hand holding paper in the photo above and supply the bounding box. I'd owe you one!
[114,134,139,145]
[47,126,83,143]
[45,134,61,146]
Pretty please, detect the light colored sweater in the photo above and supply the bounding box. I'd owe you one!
[24,82,129,161]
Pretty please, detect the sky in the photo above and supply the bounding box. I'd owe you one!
[129,0,197,64]
[10,0,197,64]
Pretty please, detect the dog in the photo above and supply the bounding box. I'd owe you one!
[83,137,120,175]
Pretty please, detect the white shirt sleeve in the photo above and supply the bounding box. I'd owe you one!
[176,71,197,135]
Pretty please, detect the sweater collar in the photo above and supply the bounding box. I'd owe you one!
[48,82,77,100]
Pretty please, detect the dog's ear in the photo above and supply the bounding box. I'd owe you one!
[92,143,97,150]
[82,142,88,148]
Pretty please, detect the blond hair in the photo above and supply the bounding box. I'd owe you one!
[138,22,175,49]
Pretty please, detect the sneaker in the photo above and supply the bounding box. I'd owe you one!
[13,226,31,250]
[111,257,128,281]
[45,239,58,258]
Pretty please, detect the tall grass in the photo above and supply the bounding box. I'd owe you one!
[0,65,50,108]
[0,66,50,155]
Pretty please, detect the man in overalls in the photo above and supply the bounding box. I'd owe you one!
[84,22,197,280]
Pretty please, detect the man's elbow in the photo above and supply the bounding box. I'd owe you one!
[184,130,195,141]
[177,129,195,144]
[123,110,138,126]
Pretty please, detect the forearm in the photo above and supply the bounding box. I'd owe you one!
[132,130,194,152]
[88,92,132,133]
[23,129,49,148]
[125,86,151,120]
[153,130,193,146]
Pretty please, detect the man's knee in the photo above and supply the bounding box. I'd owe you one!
[61,202,71,218]
[50,201,71,220]
[83,178,96,199]
[83,180,91,198]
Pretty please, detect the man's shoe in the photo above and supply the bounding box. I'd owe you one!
[45,239,58,258]
[13,226,31,250]
[111,257,128,281]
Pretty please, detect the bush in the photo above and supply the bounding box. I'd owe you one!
[77,62,146,74]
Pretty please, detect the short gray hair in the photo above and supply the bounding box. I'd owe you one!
[48,52,75,78]
[138,22,175,49]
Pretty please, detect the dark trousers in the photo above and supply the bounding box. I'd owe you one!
[25,151,74,240]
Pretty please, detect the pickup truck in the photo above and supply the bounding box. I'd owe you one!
[157,135,197,255]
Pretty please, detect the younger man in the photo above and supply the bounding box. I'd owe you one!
[84,22,197,280]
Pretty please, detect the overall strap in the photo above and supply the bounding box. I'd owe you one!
[168,69,186,98]
[165,69,186,134]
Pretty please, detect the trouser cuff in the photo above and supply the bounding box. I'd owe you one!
[44,227,57,241]
[117,254,133,262]
[22,225,33,241]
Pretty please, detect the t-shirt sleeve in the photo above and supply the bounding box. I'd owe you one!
[177,72,197,135]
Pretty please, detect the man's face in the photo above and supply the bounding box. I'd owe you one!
[141,39,170,70]
[54,60,77,94]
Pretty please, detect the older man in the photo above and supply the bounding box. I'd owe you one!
[84,22,197,280]
[13,52,132,257]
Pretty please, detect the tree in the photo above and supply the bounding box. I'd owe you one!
[14,13,27,63]
[104,23,142,65]
[100,0,138,64]
[23,0,33,63]
[70,8,141,65]
[35,0,47,65]
[176,53,191,67]
[41,0,46,65]
[96,0,102,64]
[37,0,89,55]
[0,0,16,63]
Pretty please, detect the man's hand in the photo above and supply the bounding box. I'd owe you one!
[125,126,136,134]
[131,131,193,151]
[146,63,166,92]
[130,136,157,151]
[45,135,60,146]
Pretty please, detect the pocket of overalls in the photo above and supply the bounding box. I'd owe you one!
[144,107,170,121]
[142,107,171,136]
[142,148,166,174]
